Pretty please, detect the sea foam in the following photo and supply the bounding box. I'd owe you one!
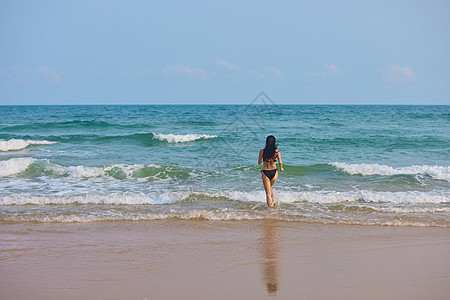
[43,162,184,179]
[152,133,217,143]
[0,157,35,177]
[0,192,185,206]
[0,139,56,151]
[0,157,195,180]
[222,190,450,205]
[330,162,450,182]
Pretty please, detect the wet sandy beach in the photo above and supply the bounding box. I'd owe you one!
[1,220,449,300]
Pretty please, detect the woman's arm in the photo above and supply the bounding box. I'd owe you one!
[277,151,284,172]
[258,149,263,165]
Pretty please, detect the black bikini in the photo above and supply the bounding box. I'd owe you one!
[261,169,277,180]
[261,155,277,180]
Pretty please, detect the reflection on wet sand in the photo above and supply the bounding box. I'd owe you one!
[261,220,280,296]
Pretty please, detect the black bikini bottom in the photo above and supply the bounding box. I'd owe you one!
[261,169,277,180]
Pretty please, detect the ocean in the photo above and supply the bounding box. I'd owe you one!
[1,103,449,227]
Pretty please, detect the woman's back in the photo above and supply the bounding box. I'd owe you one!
[262,149,278,170]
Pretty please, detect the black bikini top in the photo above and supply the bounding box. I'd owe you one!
[264,158,277,163]
[263,153,277,163]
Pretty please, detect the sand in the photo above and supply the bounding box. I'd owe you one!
[1,220,449,300]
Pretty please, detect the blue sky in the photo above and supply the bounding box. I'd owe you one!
[0,0,449,104]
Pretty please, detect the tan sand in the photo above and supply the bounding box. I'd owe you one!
[1,220,449,300]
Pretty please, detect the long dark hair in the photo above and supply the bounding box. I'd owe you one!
[263,135,277,161]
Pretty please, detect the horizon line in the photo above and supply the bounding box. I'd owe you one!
[0,103,448,106]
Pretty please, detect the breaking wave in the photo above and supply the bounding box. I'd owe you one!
[0,157,195,180]
[1,190,448,226]
[330,162,450,182]
[152,133,217,143]
[0,139,56,152]
[0,157,35,177]
[0,192,184,206]
[2,190,448,206]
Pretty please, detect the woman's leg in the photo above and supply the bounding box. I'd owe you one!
[262,173,275,208]
[269,171,279,206]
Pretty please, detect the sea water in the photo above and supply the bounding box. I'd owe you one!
[0,104,449,226]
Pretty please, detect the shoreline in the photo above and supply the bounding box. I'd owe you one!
[1,220,449,300]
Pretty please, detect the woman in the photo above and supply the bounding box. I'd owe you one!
[258,135,283,208]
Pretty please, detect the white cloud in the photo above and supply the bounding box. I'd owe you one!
[0,64,66,83]
[325,64,341,74]
[251,66,283,78]
[311,64,342,77]
[39,66,64,83]
[310,71,327,77]
[380,64,415,83]
[161,65,207,80]
[215,59,240,71]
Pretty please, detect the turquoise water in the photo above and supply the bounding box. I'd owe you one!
[1,104,449,226]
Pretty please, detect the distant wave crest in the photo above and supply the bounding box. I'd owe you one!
[0,139,56,151]
[330,162,450,182]
[152,133,217,143]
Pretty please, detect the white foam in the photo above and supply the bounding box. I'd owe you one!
[0,158,180,180]
[220,190,449,205]
[153,133,217,143]
[222,190,361,204]
[0,157,35,177]
[373,206,450,213]
[48,164,105,178]
[1,190,449,226]
[330,162,450,182]
[2,207,448,226]
[43,162,163,179]
[0,210,266,223]
[358,190,449,204]
[0,192,185,205]
[0,139,56,151]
